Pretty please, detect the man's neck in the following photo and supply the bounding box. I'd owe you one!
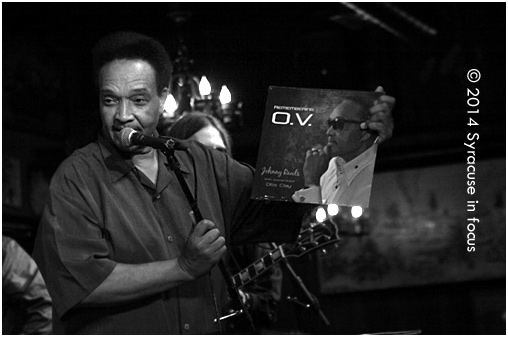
[340,138,375,163]
[132,149,159,185]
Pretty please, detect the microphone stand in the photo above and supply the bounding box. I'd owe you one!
[161,142,256,333]
[270,243,331,328]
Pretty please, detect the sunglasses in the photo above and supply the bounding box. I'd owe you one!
[327,117,364,130]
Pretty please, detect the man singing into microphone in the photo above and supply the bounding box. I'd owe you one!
[33,31,395,334]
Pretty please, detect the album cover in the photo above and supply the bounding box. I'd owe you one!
[252,86,382,208]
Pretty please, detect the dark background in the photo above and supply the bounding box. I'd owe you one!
[3,2,506,334]
[3,2,505,165]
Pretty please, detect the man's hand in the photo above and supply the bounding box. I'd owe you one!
[302,144,330,187]
[361,86,395,144]
[178,220,226,279]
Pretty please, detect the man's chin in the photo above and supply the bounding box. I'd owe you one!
[326,144,339,157]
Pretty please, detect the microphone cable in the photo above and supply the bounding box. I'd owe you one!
[182,148,224,333]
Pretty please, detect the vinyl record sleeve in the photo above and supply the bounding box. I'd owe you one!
[252,86,382,207]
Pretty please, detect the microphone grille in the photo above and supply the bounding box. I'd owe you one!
[120,128,134,147]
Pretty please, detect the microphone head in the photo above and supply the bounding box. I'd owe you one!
[120,128,135,148]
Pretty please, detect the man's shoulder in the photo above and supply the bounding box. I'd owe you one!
[180,140,254,183]
[53,141,103,182]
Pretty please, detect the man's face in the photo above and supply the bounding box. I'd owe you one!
[325,100,366,161]
[98,59,167,154]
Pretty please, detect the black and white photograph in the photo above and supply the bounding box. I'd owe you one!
[2,2,505,335]
[253,86,382,208]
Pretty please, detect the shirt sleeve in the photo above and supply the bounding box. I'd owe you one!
[33,162,116,319]
[2,236,53,334]
[291,185,322,204]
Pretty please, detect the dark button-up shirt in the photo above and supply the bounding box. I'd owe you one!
[33,132,290,334]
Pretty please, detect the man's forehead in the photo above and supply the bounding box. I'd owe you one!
[330,100,363,119]
[99,59,157,90]
[101,59,155,79]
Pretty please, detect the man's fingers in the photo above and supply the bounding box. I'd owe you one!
[306,145,325,159]
[211,236,227,253]
[370,102,390,115]
[192,220,216,237]
[203,228,221,243]
[366,121,393,142]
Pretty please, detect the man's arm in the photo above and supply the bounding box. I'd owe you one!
[80,220,226,306]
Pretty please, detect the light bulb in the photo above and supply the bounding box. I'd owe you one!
[315,207,327,223]
[351,206,363,218]
[199,76,211,96]
[163,94,177,118]
[219,85,232,104]
[327,204,339,216]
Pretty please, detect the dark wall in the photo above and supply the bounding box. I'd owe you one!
[270,255,505,335]
[3,3,505,161]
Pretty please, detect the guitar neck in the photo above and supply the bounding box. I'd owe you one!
[231,245,285,288]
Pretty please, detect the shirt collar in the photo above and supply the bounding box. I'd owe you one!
[334,143,378,184]
[97,131,190,183]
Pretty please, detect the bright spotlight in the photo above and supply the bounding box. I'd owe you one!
[315,207,327,223]
[351,206,363,218]
[327,204,339,216]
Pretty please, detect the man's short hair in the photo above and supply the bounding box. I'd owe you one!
[92,31,172,95]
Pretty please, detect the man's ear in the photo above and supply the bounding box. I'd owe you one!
[159,88,169,114]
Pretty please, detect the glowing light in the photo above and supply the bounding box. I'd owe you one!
[199,76,211,96]
[351,206,363,218]
[163,94,177,118]
[315,207,327,223]
[327,204,339,216]
[219,85,232,104]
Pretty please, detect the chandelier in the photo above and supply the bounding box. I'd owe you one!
[159,10,243,132]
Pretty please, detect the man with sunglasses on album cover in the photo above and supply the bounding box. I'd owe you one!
[292,87,394,208]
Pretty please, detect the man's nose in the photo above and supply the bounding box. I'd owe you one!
[325,125,335,136]
[116,100,134,122]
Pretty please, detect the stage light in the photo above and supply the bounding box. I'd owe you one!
[315,207,327,223]
[327,203,339,216]
[163,94,178,118]
[351,206,363,218]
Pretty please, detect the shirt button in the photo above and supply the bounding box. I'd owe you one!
[167,235,174,242]
[183,323,190,331]
[155,194,161,200]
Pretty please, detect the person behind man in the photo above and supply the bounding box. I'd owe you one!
[165,112,283,332]
[292,92,394,207]
[3,235,52,334]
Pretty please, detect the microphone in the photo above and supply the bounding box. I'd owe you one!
[120,128,189,151]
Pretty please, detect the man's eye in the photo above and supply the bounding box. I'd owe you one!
[133,97,148,105]
[103,97,117,105]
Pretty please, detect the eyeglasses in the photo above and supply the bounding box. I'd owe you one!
[327,117,364,130]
